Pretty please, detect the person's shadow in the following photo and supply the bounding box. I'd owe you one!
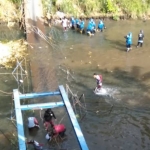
[28,126,39,136]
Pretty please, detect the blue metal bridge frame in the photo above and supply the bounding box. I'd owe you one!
[13,85,89,150]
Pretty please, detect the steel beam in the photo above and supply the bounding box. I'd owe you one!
[20,101,64,110]
[19,91,60,99]
[59,85,89,150]
[13,89,26,150]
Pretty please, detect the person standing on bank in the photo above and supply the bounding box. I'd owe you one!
[137,30,144,48]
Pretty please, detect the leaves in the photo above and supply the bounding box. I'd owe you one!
[42,0,150,18]
[0,39,28,68]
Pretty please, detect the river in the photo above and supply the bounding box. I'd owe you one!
[46,19,150,150]
[0,20,150,150]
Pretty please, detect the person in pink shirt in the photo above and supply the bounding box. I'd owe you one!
[45,124,66,141]
[93,73,103,92]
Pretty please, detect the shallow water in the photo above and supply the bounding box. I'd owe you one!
[46,20,150,150]
[0,20,150,150]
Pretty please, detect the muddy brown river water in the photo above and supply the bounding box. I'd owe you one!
[0,20,150,150]
[47,20,150,150]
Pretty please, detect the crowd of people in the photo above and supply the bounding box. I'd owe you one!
[93,30,144,92]
[27,108,66,150]
[124,30,144,52]
[60,16,145,53]
[61,17,106,36]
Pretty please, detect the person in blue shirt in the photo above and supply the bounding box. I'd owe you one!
[124,32,132,52]
[98,20,105,32]
[90,18,96,33]
[71,17,75,29]
[75,18,80,29]
[79,18,85,33]
[86,19,95,36]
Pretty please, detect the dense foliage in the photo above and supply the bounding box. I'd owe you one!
[42,0,150,19]
[0,0,22,22]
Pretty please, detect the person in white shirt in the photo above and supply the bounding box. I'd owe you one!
[62,17,68,31]
[28,117,40,129]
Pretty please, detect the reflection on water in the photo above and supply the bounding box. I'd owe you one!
[46,20,150,150]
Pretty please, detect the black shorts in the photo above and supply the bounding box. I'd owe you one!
[76,24,80,29]
[126,44,131,48]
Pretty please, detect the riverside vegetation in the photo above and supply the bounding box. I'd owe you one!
[42,0,150,20]
[0,0,27,68]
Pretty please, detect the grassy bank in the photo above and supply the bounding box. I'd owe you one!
[42,0,150,19]
[0,0,22,22]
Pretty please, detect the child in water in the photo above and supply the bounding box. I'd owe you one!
[137,30,144,48]
[93,73,103,92]
[97,20,105,32]
[124,32,132,52]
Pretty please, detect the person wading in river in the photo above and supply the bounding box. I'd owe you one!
[136,30,144,48]
[93,73,103,92]
[62,16,68,31]
[124,32,132,52]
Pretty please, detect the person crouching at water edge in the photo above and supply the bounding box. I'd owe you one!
[43,108,56,131]
[86,21,95,36]
[124,32,132,52]
[45,124,66,141]
[90,18,96,33]
[137,30,144,48]
[79,18,85,34]
[70,16,76,29]
[75,18,81,29]
[28,117,40,130]
[97,20,106,32]
[27,140,43,150]
[93,73,103,92]
[61,16,68,31]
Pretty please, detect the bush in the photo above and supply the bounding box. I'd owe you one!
[8,0,22,5]
[113,15,120,21]
[104,0,117,13]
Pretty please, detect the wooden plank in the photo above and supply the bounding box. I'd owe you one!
[59,85,89,150]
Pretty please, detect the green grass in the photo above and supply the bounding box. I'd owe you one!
[42,0,150,19]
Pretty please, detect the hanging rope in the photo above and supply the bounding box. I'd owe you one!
[0,89,12,95]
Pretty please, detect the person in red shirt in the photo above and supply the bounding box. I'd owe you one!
[93,73,103,92]
[53,124,66,137]
[45,124,66,141]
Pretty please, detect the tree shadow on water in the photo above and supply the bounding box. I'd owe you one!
[106,38,126,51]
